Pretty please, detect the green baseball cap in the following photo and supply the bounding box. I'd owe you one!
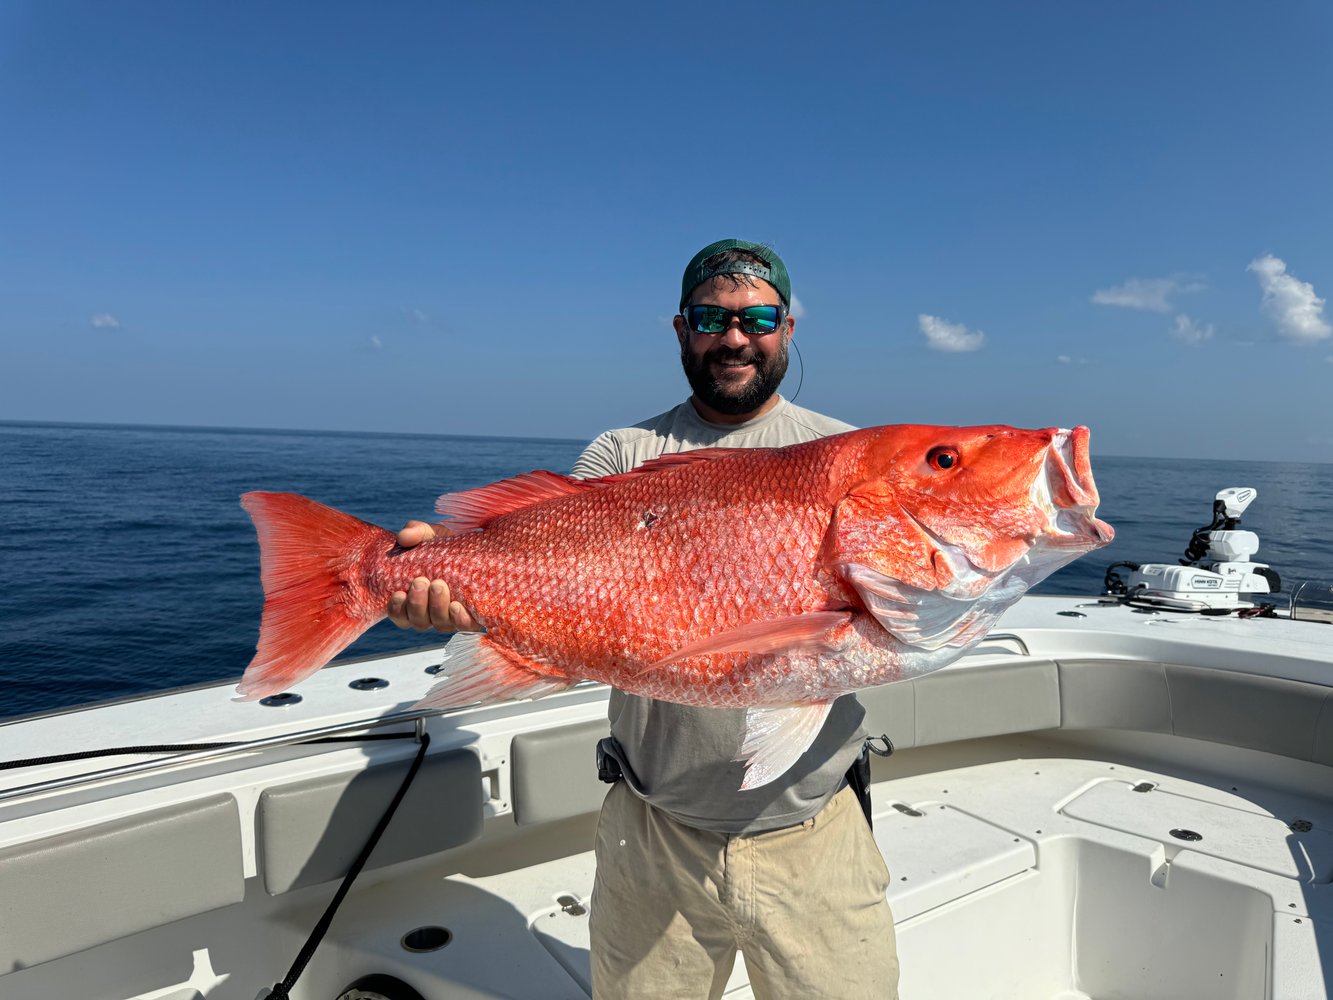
[679,238,791,309]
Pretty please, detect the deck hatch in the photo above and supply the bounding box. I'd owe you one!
[1061,779,1333,883]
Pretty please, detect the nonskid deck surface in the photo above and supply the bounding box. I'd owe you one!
[275,756,1333,1000]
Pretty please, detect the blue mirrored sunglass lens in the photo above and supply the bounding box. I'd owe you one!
[686,306,729,333]
[741,306,780,332]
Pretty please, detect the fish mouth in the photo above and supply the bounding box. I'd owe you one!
[1036,427,1114,549]
[897,425,1115,598]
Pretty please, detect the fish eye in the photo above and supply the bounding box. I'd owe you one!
[927,446,959,471]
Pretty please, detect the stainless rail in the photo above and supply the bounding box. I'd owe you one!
[0,707,445,805]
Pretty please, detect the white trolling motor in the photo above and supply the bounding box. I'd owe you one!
[1104,487,1282,612]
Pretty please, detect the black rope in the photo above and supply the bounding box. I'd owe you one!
[2,727,432,997]
[263,731,432,1000]
[0,732,417,772]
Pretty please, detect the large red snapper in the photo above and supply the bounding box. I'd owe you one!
[238,424,1112,787]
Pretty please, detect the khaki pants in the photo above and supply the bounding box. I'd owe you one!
[589,783,899,999]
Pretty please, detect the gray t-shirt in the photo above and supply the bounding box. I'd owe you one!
[571,397,868,834]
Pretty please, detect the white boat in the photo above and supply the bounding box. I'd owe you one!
[3,594,1330,1000]
[3,506,1332,999]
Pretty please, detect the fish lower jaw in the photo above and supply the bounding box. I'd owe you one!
[1046,508,1115,548]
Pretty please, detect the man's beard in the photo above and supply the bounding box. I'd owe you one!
[681,339,789,416]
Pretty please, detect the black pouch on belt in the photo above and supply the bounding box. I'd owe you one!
[846,734,894,830]
[596,736,624,784]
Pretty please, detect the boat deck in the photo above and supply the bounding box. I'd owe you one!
[244,750,1333,1000]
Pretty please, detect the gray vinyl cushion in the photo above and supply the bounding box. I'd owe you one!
[1166,665,1329,761]
[511,718,609,826]
[0,795,243,970]
[258,747,483,894]
[1059,658,1173,733]
[501,657,1333,830]
[913,660,1061,746]
[1312,691,1333,767]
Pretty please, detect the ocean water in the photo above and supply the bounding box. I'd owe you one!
[3,420,1331,720]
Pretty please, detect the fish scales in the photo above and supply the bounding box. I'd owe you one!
[376,443,855,699]
[237,424,1113,786]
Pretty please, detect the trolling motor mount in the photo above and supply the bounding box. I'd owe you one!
[1107,487,1281,612]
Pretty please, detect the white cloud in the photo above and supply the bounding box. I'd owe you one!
[90,313,120,329]
[369,335,384,350]
[404,307,431,325]
[919,314,985,353]
[1247,254,1331,343]
[1171,313,1214,345]
[1057,354,1090,364]
[1091,276,1203,313]
[788,294,806,319]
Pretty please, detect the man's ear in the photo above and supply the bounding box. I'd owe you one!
[673,313,689,347]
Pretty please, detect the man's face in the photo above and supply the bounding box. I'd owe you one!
[674,277,793,418]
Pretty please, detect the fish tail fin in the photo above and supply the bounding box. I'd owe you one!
[236,491,392,700]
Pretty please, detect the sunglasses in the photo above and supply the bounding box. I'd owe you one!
[681,303,786,336]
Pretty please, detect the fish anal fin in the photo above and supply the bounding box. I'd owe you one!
[435,471,600,531]
[737,702,834,789]
[415,632,575,710]
[649,610,853,670]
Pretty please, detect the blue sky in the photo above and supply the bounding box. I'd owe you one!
[3,1,1331,462]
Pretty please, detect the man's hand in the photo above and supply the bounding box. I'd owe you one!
[387,520,483,633]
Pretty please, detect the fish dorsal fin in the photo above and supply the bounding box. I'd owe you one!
[433,448,747,531]
[435,471,601,531]
[737,702,834,789]
[647,610,854,670]
[592,447,749,485]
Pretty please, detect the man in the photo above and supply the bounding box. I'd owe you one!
[389,240,899,999]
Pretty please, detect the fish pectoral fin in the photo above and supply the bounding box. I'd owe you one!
[736,702,833,790]
[647,610,854,670]
[414,632,574,710]
[842,561,1008,651]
